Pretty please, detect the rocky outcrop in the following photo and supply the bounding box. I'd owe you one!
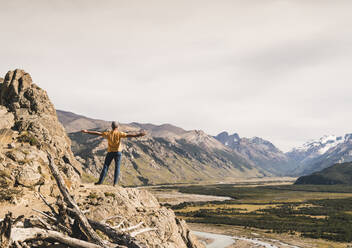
[214,131,240,148]
[0,69,82,205]
[76,184,204,248]
[0,69,81,193]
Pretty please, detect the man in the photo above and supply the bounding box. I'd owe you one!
[81,121,146,186]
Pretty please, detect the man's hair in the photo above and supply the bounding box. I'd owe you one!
[111,121,118,129]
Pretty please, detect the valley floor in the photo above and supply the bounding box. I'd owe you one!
[146,178,352,248]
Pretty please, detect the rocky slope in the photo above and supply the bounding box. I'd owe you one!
[214,132,292,175]
[0,69,204,248]
[295,162,352,185]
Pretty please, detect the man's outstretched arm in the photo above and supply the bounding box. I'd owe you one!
[126,131,146,138]
[81,130,103,136]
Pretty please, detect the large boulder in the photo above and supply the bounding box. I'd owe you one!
[76,184,204,248]
[16,164,43,187]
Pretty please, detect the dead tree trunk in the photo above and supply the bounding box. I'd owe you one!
[11,227,103,248]
[47,155,107,247]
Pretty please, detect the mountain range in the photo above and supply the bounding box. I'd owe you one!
[57,110,268,186]
[57,110,352,183]
[214,132,352,177]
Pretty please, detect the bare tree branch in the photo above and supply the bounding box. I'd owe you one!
[37,193,58,217]
[89,220,146,248]
[32,209,57,223]
[34,216,52,230]
[112,219,126,229]
[120,222,144,232]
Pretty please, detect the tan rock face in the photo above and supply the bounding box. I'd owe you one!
[0,106,14,129]
[0,69,82,192]
[0,70,34,113]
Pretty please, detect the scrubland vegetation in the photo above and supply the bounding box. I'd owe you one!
[161,184,352,242]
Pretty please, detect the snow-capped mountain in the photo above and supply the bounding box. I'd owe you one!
[214,132,292,175]
[216,132,352,176]
[287,135,344,163]
[288,134,352,175]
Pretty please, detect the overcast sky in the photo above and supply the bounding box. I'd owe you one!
[1,0,351,151]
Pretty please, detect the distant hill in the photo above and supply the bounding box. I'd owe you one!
[295,162,352,185]
[56,110,110,133]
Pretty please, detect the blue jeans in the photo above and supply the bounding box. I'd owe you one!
[97,152,122,185]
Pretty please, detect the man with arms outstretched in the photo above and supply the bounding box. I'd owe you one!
[81,121,145,186]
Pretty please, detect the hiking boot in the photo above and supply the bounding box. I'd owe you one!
[94,182,101,185]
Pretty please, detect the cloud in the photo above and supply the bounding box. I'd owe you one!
[0,0,351,151]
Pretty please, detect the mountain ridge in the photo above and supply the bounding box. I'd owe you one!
[58,109,352,178]
[58,110,268,185]
[214,132,292,175]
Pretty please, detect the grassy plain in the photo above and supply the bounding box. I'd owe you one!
[153,183,352,243]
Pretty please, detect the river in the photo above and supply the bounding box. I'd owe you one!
[191,230,301,248]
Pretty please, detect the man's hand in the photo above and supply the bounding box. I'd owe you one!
[81,129,88,133]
